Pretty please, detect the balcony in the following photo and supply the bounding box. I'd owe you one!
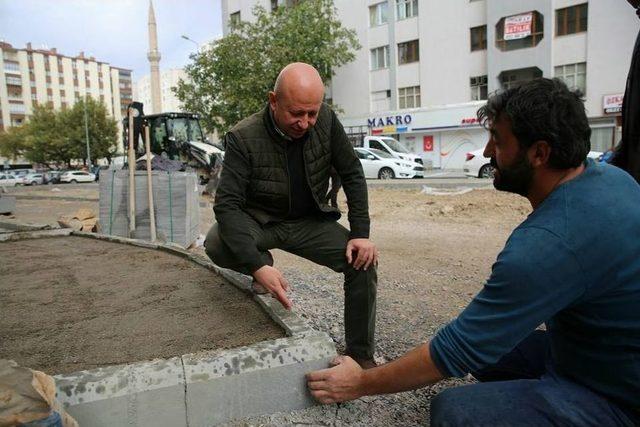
[6,76,22,86]
[9,103,27,114]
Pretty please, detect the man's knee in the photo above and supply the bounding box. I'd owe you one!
[204,224,227,266]
[430,386,474,427]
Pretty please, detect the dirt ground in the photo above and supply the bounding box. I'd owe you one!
[0,236,285,375]
[1,183,532,424]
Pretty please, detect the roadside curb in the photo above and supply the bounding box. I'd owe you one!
[2,227,336,426]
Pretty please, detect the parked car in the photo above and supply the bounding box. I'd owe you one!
[21,173,45,185]
[354,147,423,179]
[45,170,64,184]
[465,148,604,179]
[464,148,493,178]
[0,173,19,187]
[59,170,96,183]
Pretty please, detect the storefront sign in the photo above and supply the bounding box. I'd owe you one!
[367,114,413,128]
[423,135,433,152]
[504,13,533,40]
[460,117,480,126]
[603,94,624,114]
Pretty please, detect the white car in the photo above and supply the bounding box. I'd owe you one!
[0,173,19,186]
[355,148,423,179]
[464,148,493,178]
[21,173,45,185]
[464,148,604,178]
[60,171,96,183]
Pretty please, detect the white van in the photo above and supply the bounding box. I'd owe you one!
[357,136,423,177]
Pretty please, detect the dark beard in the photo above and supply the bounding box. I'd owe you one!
[490,152,534,197]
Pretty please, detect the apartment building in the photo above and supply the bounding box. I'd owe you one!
[222,0,638,169]
[134,68,188,114]
[0,42,132,153]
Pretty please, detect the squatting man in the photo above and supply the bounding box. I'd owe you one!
[205,63,378,368]
[307,78,640,426]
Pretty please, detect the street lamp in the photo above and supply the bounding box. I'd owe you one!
[83,96,91,170]
[181,35,200,49]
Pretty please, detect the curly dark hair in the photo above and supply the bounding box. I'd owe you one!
[477,78,591,169]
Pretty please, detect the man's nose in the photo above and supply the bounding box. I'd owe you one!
[483,140,494,158]
[299,116,311,129]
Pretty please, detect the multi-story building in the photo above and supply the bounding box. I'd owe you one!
[0,42,132,153]
[134,68,188,114]
[222,0,638,169]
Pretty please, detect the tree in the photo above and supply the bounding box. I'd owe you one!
[174,0,360,134]
[0,98,118,167]
[65,97,119,165]
[0,124,30,161]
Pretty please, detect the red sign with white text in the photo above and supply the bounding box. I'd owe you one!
[423,135,434,152]
[504,13,533,40]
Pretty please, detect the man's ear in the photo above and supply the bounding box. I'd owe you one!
[529,140,551,168]
[268,91,277,111]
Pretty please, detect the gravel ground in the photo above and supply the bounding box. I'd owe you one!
[3,183,531,426]
[210,187,530,426]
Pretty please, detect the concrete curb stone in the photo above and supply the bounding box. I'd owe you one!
[1,226,336,426]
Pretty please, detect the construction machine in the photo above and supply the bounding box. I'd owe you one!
[122,102,224,192]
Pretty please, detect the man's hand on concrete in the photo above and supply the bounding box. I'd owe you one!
[346,238,378,270]
[252,265,292,310]
[306,355,364,404]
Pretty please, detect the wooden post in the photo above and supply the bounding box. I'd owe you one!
[127,108,136,237]
[144,123,157,242]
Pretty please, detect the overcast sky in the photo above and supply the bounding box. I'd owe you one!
[0,0,223,82]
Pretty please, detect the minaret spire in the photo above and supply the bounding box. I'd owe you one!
[147,0,162,113]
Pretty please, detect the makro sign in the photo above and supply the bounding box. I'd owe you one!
[367,115,413,128]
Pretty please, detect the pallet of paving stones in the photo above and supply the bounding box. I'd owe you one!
[99,169,200,248]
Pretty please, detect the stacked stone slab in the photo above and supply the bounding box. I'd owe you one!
[99,170,199,248]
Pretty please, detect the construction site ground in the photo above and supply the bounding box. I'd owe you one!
[2,182,531,425]
[0,235,285,375]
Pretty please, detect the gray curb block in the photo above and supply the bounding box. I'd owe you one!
[1,228,337,426]
[0,218,55,232]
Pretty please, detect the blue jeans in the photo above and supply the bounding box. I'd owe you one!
[430,331,640,427]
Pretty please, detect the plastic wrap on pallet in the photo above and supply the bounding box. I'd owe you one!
[99,170,200,248]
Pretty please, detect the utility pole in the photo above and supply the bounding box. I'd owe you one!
[84,96,91,169]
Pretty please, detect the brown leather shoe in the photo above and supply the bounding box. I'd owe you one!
[352,357,377,370]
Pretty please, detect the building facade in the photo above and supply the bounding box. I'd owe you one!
[0,42,132,153]
[134,68,188,114]
[222,0,638,169]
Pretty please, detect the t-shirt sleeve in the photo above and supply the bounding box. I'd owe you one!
[430,226,587,377]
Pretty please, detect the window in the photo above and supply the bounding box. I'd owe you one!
[398,40,419,64]
[369,2,388,27]
[556,3,587,36]
[590,127,614,152]
[470,75,488,100]
[396,0,418,20]
[229,11,241,26]
[470,25,487,51]
[495,11,544,51]
[370,46,390,70]
[369,140,386,151]
[371,90,391,112]
[31,94,37,100]
[500,67,542,90]
[271,0,278,11]
[555,62,586,94]
[4,61,20,71]
[398,86,420,109]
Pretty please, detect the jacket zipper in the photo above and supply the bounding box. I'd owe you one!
[284,146,292,216]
